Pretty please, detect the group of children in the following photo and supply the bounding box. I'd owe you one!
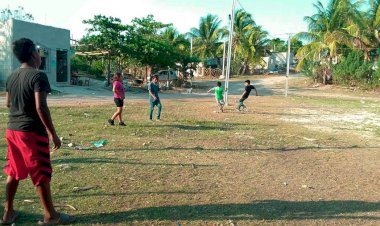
[108,74,258,127]
[208,80,259,112]
[2,37,258,225]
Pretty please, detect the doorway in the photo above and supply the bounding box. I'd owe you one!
[56,50,68,82]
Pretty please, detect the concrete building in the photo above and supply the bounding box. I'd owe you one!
[262,52,294,72]
[0,19,70,87]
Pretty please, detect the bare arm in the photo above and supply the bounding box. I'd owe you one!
[254,88,259,96]
[207,88,213,93]
[35,92,61,150]
[242,91,247,98]
[149,90,157,100]
[5,92,10,108]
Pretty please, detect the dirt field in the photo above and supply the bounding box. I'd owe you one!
[0,77,379,225]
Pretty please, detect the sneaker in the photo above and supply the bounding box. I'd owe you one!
[108,119,115,126]
[119,122,126,126]
[156,119,161,122]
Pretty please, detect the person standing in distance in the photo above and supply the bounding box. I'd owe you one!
[148,75,162,121]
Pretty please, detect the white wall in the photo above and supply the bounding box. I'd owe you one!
[0,20,13,87]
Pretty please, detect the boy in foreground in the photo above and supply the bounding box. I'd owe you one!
[236,80,258,111]
[148,75,162,121]
[207,81,225,112]
[2,38,74,225]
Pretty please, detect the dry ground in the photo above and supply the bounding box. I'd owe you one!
[0,77,379,225]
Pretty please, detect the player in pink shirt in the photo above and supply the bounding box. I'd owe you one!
[108,73,126,126]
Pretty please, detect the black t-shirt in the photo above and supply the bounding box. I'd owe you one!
[6,68,52,135]
[243,85,256,98]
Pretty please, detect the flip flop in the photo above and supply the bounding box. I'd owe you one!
[0,211,19,225]
[38,213,75,225]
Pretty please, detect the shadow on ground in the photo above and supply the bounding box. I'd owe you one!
[104,145,380,153]
[75,200,380,223]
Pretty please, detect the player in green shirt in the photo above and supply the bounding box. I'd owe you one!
[208,81,225,112]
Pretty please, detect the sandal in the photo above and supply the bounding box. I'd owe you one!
[38,213,75,225]
[0,211,19,225]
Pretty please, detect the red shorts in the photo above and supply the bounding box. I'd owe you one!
[4,130,52,186]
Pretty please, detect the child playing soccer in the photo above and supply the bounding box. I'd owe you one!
[108,72,126,126]
[207,81,225,112]
[236,80,258,111]
[2,38,74,225]
[148,75,162,121]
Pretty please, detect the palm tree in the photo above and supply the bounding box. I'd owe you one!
[189,14,223,60]
[238,25,269,75]
[370,0,380,42]
[229,9,268,75]
[294,0,363,69]
[162,26,189,51]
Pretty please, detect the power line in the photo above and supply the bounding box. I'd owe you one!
[237,0,247,12]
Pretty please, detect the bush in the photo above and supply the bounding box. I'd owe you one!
[71,56,104,79]
[333,50,378,88]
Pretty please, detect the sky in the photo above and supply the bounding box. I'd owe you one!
[0,0,329,40]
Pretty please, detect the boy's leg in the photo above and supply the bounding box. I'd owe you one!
[37,182,59,221]
[156,102,162,120]
[219,100,225,111]
[3,176,19,221]
[238,98,246,110]
[149,101,155,120]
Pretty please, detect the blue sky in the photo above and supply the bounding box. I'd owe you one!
[0,0,330,39]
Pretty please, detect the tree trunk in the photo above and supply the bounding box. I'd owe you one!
[145,66,148,83]
[107,52,111,86]
[241,60,248,75]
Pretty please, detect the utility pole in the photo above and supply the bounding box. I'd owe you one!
[224,0,237,105]
[285,34,291,97]
[221,41,226,79]
[190,37,193,56]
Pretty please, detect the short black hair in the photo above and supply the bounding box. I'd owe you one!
[217,81,222,87]
[245,80,251,84]
[12,38,36,63]
[151,75,159,80]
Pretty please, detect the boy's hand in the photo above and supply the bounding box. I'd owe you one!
[51,134,62,151]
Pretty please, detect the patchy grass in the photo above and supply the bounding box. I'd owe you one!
[0,95,379,225]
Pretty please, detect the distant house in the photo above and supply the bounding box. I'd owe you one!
[0,19,71,88]
[262,52,294,72]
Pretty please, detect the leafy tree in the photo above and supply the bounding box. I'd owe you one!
[161,27,199,79]
[226,9,269,75]
[83,15,128,83]
[294,0,380,87]
[294,0,363,69]
[189,14,223,60]
[0,6,33,22]
[125,15,177,80]
[269,38,287,52]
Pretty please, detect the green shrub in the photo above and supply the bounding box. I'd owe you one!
[71,56,104,79]
[332,50,378,88]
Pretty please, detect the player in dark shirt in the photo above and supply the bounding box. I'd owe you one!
[2,38,73,225]
[236,80,258,111]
